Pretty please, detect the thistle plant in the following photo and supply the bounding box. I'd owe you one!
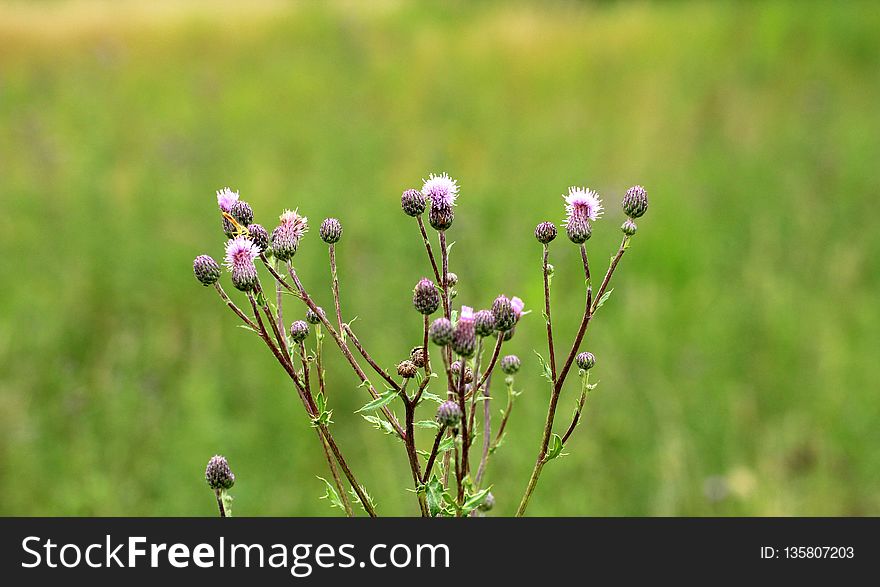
[193,177,647,517]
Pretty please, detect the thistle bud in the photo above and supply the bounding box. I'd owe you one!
[225,236,260,292]
[401,189,427,217]
[271,209,308,261]
[413,278,440,315]
[410,346,426,368]
[500,355,521,375]
[222,215,237,238]
[429,318,453,346]
[451,306,476,358]
[445,272,458,287]
[247,223,269,253]
[621,218,637,236]
[535,221,557,244]
[193,255,220,286]
[305,306,325,325]
[450,360,474,384]
[397,360,418,379]
[319,218,343,244]
[622,185,648,219]
[478,491,495,512]
[566,216,592,244]
[497,326,515,342]
[474,309,496,337]
[576,351,596,371]
[436,400,462,429]
[289,320,310,343]
[205,455,235,490]
[492,295,516,332]
[231,200,254,227]
[429,200,454,231]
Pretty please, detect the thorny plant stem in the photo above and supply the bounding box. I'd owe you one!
[456,351,469,502]
[275,260,285,339]
[466,338,484,451]
[223,287,375,516]
[516,237,629,517]
[401,389,429,517]
[213,283,257,330]
[344,324,400,391]
[560,373,590,445]
[543,244,558,383]
[475,371,494,487]
[421,425,447,485]
[416,216,444,307]
[475,334,503,391]
[329,244,344,335]
[215,490,227,518]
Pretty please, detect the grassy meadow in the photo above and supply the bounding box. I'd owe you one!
[1,0,879,516]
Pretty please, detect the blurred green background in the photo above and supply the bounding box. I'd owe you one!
[2,0,879,516]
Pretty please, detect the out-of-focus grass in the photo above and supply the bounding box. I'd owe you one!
[1,0,878,516]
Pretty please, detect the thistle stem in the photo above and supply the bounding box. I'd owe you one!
[474,371,494,487]
[421,425,447,485]
[543,244,558,384]
[344,324,400,391]
[329,244,344,335]
[215,489,227,518]
[416,216,444,305]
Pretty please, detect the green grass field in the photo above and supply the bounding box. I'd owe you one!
[2,0,879,516]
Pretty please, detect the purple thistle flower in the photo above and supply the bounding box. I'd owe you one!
[193,255,221,286]
[436,400,462,428]
[421,172,459,208]
[224,236,260,291]
[563,187,603,225]
[270,209,309,261]
[511,296,525,321]
[429,317,453,346]
[451,305,476,357]
[216,187,240,213]
[205,455,235,490]
[492,295,516,332]
[474,309,496,337]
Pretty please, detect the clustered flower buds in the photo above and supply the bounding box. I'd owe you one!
[305,307,324,325]
[500,354,521,375]
[451,360,474,384]
[474,309,496,337]
[224,236,260,291]
[193,255,220,286]
[397,360,418,379]
[451,306,477,357]
[205,455,235,490]
[429,317,453,346]
[412,278,441,315]
[535,221,557,244]
[247,224,269,252]
[271,209,308,261]
[622,185,648,219]
[289,320,310,343]
[576,351,596,371]
[319,218,343,244]
[436,400,462,429]
[217,187,240,238]
[401,189,426,217]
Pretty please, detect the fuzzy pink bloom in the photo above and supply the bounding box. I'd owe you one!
[270,209,309,261]
[216,187,240,213]
[510,296,525,319]
[422,172,459,207]
[563,187,603,224]
[224,236,260,291]
[459,305,474,323]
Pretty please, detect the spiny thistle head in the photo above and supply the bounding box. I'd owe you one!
[410,346,426,368]
[422,172,459,208]
[500,354,521,375]
[305,307,325,325]
[450,360,474,384]
[622,185,648,219]
[451,306,477,357]
[576,351,596,371]
[289,320,310,343]
[247,223,269,253]
[478,491,495,512]
[445,272,458,287]
[564,186,603,222]
[319,218,343,244]
[205,455,235,490]
[216,187,239,213]
[270,209,308,261]
[401,188,427,217]
[429,317,453,346]
[413,278,441,315]
[492,295,516,332]
[193,255,220,286]
[566,215,592,244]
[428,200,455,231]
[231,200,254,227]
[397,360,418,379]
[474,309,496,337]
[224,236,260,291]
[436,400,462,429]
[535,221,557,244]
[621,218,637,236]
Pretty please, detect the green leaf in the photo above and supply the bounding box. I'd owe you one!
[595,288,614,310]
[438,435,456,453]
[533,350,553,383]
[315,392,326,414]
[425,475,444,517]
[546,433,564,461]
[349,484,376,515]
[236,324,259,334]
[462,487,492,514]
[414,420,440,430]
[316,476,345,511]
[362,414,396,436]
[220,490,233,517]
[355,389,399,413]
[421,391,445,404]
